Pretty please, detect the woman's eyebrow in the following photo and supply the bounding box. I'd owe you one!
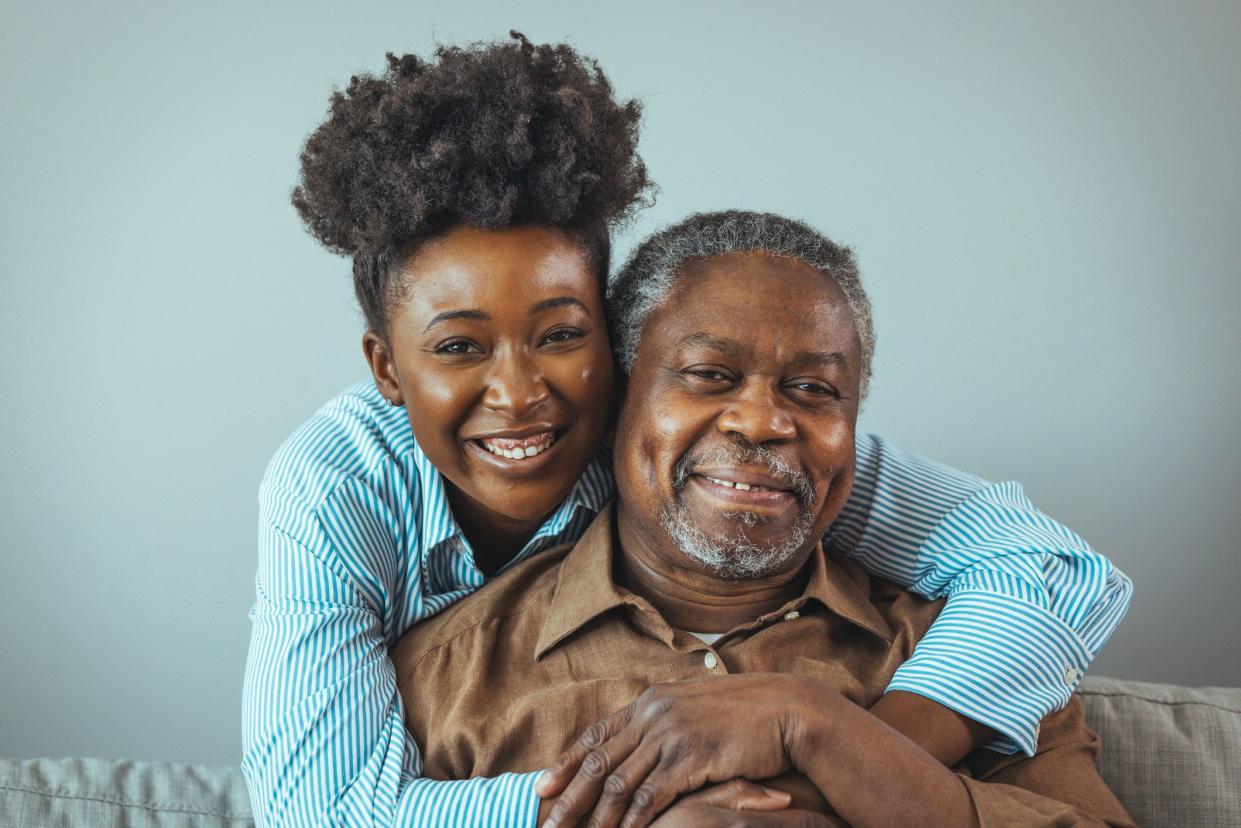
[423,309,489,333]
[530,296,590,314]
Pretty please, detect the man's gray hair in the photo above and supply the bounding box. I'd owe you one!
[607,210,876,397]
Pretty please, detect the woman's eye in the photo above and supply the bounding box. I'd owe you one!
[435,340,480,355]
[541,327,585,345]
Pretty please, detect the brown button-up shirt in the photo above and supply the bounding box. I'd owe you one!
[392,505,1133,826]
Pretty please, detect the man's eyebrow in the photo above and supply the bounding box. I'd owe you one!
[793,350,849,369]
[680,334,849,369]
[679,332,747,358]
[423,309,489,333]
[530,296,590,314]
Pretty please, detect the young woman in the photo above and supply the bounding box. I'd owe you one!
[242,34,1131,828]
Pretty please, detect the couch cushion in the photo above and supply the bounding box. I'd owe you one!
[1079,676,1241,827]
[0,757,252,827]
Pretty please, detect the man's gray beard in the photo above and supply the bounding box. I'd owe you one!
[660,503,815,579]
[661,442,818,579]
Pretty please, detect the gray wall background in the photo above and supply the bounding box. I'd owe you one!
[2,0,1238,765]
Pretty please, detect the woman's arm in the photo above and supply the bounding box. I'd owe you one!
[832,434,1134,757]
[242,484,542,828]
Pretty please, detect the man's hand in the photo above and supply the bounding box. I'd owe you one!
[537,778,795,826]
[648,782,843,828]
[535,674,829,828]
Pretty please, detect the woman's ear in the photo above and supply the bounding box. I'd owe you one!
[362,330,404,406]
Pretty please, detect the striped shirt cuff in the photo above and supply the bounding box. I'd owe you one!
[884,590,1092,757]
[400,770,542,828]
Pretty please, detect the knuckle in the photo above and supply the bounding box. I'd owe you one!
[632,783,657,812]
[603,770,630,798]
[581,722,608,748]
[647,697,672,718]
[662,740,684,767]
[581,749,609,779]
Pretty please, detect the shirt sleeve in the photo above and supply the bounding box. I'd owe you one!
[241,485,542,828]
[828,434,1134,756]
[958,697,1136,827]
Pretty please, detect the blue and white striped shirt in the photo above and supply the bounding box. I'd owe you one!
[242,379,1132,828]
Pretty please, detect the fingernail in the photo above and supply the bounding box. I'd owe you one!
[535,770,550,795]
[761,787,791,802]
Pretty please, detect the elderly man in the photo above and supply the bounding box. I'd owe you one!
[390,211,1134,826]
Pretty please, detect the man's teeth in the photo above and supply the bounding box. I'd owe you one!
[480,434,556,460]
[704,476,770,492]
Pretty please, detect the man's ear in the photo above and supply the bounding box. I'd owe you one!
[362,330,403,406]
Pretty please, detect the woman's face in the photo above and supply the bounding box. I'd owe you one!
[366,223,615,531]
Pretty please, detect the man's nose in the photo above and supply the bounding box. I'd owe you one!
[482,347,551,418]
[715,379,796,445]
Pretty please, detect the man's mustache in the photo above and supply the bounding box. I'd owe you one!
[671,441,816,508]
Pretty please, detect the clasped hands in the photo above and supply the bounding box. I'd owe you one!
[534,673,846,828]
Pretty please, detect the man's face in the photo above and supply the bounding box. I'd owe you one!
[614,251,862,578]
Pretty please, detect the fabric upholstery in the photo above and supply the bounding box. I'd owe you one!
[1079,676,1241,827]
[0,757,253,827]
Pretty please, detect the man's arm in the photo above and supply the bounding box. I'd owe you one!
[785,681,1134,827]
[537,674,1133,828]
[835,434,1134,756]
[243,487,542,828]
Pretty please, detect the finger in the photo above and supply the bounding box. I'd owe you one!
[542,728,646,828]
[651,806,832,828]
[581,746,665,828]
[538,702,637,798]
[742,809,837,827]
[619,763,705,828]
[674,779,792,812]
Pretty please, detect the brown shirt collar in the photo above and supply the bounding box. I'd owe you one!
[534,503,894,660]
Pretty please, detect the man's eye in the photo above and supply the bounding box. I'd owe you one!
[685,368,731,382]
[790,381,840,398]
[541,327,585,345]
[435,339,480,355]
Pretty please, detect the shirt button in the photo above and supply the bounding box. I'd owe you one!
[1063,666,1079,685]
[783,610,800,621]
[703,652,718,670]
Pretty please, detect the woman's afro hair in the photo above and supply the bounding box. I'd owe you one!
[292,32,653,332]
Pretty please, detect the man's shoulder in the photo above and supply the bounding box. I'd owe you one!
[390,542,573,672]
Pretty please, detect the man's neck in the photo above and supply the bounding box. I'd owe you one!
[613,503,812,634]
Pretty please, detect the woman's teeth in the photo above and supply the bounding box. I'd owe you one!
[480,433,557,460]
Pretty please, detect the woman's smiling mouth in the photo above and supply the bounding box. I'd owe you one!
[477,431,559,460]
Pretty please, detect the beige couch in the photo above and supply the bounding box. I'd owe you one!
[3,677,1239,827]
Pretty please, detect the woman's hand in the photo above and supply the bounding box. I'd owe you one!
[536,674,835,828]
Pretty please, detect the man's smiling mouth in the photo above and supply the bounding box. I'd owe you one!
[701,475,783,493]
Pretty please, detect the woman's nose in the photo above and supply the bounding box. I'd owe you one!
[482,348,551,418]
